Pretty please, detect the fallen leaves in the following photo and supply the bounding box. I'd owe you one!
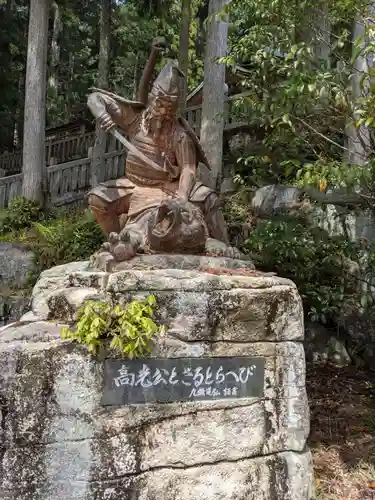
[308,362,375,500]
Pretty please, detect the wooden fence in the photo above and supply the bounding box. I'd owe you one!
[46,131,95,166]
[0,149,125,210]
[184,92,251,134]
[0,132,96,175]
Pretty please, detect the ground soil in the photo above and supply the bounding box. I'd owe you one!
[307,362,375,499]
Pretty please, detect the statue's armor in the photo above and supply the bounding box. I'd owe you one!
[86,59,230,245]
[126,122,180,187]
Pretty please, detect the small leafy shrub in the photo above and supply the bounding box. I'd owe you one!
[244,215,362,323]
[292,158,375,193]
[223,190,256,248]
[31,208,105,270]
[0,196,43,235]
[61,296,164,357]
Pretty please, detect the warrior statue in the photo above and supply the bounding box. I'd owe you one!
[87,38,240,261]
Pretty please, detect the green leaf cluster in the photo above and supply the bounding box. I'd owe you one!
[61,295,165,357]
[0,196,43,235]
[222,0,375,185]
[0,207,105,281]
[30,208,105,270]
[243,214,369,324]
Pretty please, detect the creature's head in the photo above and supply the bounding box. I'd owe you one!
[147,199,207,254]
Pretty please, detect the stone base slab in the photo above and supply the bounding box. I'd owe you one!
[0,257,315,499]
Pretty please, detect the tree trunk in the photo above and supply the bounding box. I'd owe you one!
[178,0,191,114]
[296,2,330,65]
[314,2,330,66]
[48,1,62,97]
[132,53,140,100]
[200,0,230,190]
[91,0,111,188]
[346,15,371,165]
[65,52,74,119]
[13,72,24,149]
[22,0,50,204]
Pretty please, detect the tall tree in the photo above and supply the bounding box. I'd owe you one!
[200,0,230,190]
[178,0,191,113]
[22,0,49,203]
[91,0,111,188]
[0,0,28,152]
[346,13,372,165]
[47,0,62,126]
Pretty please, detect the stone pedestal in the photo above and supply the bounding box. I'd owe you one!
[0,257,315,500]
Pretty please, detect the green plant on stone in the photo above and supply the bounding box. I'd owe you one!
[61,295,165,357]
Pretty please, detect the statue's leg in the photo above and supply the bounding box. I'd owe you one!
[88,194,131,236]
[203,193,230,245]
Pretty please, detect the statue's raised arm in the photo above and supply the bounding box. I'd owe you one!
[87,38,166,136]
[137,37,167,105]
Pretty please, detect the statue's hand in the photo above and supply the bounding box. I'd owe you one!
[98,112,115,133]
[152,36,167,53]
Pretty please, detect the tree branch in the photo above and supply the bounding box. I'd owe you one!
[303,186,372,208]
[293,115,369,161]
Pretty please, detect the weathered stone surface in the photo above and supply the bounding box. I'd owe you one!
[0,243,35,326]
[251,184,375,368]
[30,261,91,319]
[0,260,314,499]
[0,294,30,326]
[0,242,35,288]
[26,260,303,344]
[336,305,375,366]
[104,253,256,272]
[305,322,351,367]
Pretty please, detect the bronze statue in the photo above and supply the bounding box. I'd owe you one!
[87,38,240,261]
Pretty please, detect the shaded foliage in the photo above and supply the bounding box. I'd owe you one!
[0,0,205,151]
[244,214,364,323]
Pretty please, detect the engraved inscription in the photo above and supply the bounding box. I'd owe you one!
[102,357,265,406]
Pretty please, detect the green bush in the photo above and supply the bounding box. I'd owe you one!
[244,215,362,323]
[0,196,43,235]
[61,296,165,357]
[31,209,105,270]
[0,204,104,284]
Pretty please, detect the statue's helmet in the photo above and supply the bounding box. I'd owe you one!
[149,62,184,110]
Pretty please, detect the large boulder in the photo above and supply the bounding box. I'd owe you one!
[305,322,351,367]
[0,257,315,500]
[335,305,375,366]
[0,243,35,326]
[251,184,375,367]
[251,184,375,242]
[0,294,29,327]
[0,242,35,288]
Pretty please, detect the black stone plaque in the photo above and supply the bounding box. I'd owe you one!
[101,357,265,406]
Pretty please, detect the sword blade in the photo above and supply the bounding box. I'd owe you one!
[111,128,165,173]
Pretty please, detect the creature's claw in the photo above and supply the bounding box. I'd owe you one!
[104,231,137,262]
[205,238,243,259]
